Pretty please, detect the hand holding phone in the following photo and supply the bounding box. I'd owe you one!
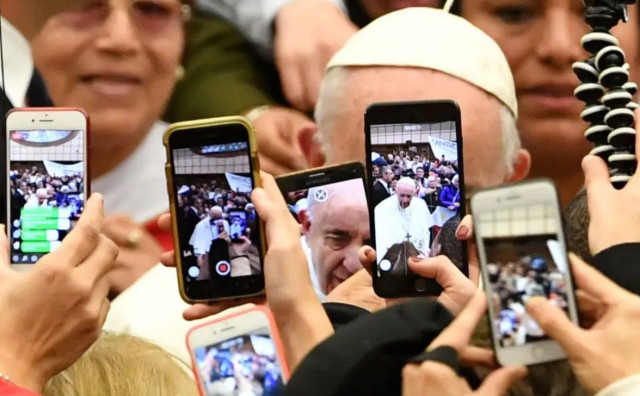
[164,117,265,303]
[472,179,580,366]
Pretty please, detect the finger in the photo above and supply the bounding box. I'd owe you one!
[301,60,323,111]
[429,291,487,350]
[98,298,111,329]
[576,289,605,326]
[569,253,626,302]
[160,251,175,268]
[54,194,105,266]
[280,62,307,111]
[0,224,9,270]
[358,245,376,276]
[456,215,473,240]
[257,154,294,177]
[582,155,612,204]
[87,277,110,330]
[157,213,171,232]
[408,256,466,288]
[477,366,528,396]
[183,298,264,321]
[75,234,119,283]
[458,346,496,368]
[525,296,584,356]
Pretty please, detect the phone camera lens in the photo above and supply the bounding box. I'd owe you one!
[31,119,34,122]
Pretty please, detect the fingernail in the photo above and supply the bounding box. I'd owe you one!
[0,224,5,234]
[456,225,470,239]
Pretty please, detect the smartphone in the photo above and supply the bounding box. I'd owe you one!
[364,100,468,298]
[164,116,265,303]
[275,162,369,298]
[186,306,289,396]
[471,179,580,366]
[6,108,89,270]
[228,209,248,242]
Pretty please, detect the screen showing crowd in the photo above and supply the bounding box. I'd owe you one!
[283,178,369,298]
[369,121,463,277]
[194,329,284,396]
[8,130,85,263]
[172,142,260,281]
[477,203,572,348]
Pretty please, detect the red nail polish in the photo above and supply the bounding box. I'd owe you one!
[457,225,470,238]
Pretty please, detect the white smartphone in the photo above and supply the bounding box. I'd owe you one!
[186,306,289,396]
[471,179,580,366]
[6,108,89,270]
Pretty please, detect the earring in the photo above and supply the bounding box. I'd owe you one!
[176,65,185,81]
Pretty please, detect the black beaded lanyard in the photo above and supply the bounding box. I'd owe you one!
[574,0,639,189]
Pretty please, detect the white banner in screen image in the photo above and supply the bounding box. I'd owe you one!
[225,172,252,193]
[43,159,84,177]
[428,136,458,162]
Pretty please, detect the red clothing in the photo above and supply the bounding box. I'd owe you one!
[144,216,173,252]
[0,381,40,396]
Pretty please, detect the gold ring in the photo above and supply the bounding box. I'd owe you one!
[127,229,143,249]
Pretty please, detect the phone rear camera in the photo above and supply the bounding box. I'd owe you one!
[31,119,34,122]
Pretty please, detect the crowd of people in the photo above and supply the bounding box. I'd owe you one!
[3,1,640,396]
[9,164,84,214]
[487,253,570,347]
[175,177,259,280]
[196,336,284,396]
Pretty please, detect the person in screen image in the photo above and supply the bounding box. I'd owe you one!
[190,207,231,259]
[439,174,461,212]
[374,177,433,274]
[299,179,369,295]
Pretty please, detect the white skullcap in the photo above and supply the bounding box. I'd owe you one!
[327,7,518,118]
[396,177,416,189]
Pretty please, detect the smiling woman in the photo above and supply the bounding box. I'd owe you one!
[30,0,190,296]
[445,0,640,206]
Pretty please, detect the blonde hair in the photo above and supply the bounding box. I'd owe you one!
[43,332,199,396]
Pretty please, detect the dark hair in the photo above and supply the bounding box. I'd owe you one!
[432,216,463,269]
[563,189,593,263]
[440,0,462,15]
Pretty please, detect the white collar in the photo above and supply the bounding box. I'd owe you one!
[0,17,33,107]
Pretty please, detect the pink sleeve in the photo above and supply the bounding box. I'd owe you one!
[0,381,41,396]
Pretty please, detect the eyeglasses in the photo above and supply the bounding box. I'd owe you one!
[59,0,191,34]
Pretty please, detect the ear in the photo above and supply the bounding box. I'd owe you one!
[506,149,531,183]
[298,209,312,236]
[298,122,325,168]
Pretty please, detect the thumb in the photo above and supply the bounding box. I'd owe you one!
[525,297,583,356]
[358,245,376,276]
[477,366,527,396]
[409,256,464,288]
[582,155,612,199]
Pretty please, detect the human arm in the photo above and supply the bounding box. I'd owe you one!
[0,194,117,392]
[439,187,454,207]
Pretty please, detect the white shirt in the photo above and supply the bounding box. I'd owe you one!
[189,217,230,256]
[374,195,433,260]
[597,375,640,396]
[196,0,347,57]
[92,121,169,223]
[0,17,32,107]
[376,179,390,194]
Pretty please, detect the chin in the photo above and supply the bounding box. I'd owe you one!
[520,117,592,160]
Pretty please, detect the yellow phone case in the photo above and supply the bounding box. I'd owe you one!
[163,116,266,304]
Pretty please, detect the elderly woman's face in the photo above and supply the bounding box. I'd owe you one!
[31,0,185,148]
[461,0,640,172]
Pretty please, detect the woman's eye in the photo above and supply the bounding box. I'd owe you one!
[495,6,534,24]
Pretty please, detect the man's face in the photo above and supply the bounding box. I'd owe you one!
[302,186,369,294]
[209,210,222,220]
[383,170,394,183]
[372,166,380,178]
[395,184,414,208]
[416,168,424,179]
[359,0,439,19]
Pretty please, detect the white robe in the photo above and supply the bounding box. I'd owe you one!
[374,195,434,260]
[189,217,230,256]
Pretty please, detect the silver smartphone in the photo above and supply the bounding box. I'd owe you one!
[471,179,579,366]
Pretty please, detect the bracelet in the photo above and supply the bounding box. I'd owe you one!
[245,105,272,123]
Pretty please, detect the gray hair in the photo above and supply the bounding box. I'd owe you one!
[315,66,522,177]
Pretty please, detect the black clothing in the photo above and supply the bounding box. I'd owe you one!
[322,302,370,331]
[344,0,372,28]
[283,300,454,396]
[372,180,391,208]
[593,243,640,295]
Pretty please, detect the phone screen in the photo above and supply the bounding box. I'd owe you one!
[171,140,262,284]
[193,328,285,396]
[476,203,573,348]
[8,129,86,263]
[367,109,466,296]
[278,172,369,298]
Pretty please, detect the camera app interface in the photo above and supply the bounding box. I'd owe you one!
[369,121,463,278]
[477,203,572,347]
[283,178,369,298]
[9,130,85,263]
[194,329,285,396]
[172,142,260,282]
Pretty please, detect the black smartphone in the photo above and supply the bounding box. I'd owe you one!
[275,162,369,297]
[365,100,468,298]
[164,116,265,303]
